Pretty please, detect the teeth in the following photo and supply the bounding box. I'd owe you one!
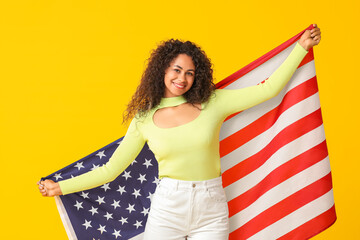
[173,82,185,89]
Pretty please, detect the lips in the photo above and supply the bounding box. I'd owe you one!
[173,82,185,89]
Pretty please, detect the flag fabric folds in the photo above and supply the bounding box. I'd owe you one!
[41,24,336,240]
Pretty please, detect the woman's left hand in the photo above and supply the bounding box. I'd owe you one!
[298,24,321,51]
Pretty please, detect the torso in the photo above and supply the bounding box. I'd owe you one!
[152,103,202,129]
[137,95,223,181]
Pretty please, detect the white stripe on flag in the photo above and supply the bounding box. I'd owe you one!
[224,123,326,201]
[225,43,299,89]
[55,196,78,240]
[248,190,335,240]
[220,59,316,141]
[229,156,331,232]
[221,92,321,172]
[129,232,144,240]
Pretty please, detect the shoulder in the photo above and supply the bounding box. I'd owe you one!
[211,88,228,97]
[207,88,228,102]
[200,89,223,109]
[130,110,153,130]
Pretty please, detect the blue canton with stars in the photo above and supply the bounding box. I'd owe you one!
[41,137,159,240]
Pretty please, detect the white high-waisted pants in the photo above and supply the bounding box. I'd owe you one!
[143,176,229,240]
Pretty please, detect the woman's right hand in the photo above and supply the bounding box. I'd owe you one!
[37,179,63,197]
[298,24,321,51]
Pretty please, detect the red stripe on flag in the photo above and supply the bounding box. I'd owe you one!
[298,48,313,69]
[277,205,336,240]
[227,140,329,217]
[220,44,314,124]
[229,173,333,240]
[220,76,319,157]
[216,26,315,90]
[222,108,324,188]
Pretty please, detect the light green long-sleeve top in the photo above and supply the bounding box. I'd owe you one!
[59,42,308,195]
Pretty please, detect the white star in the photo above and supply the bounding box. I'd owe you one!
[133,220,143,229]
[96,150,106,159]
[141,207,150,216]
[82,219,92,230]
[95,196,105,205]
[74,162,85,171]
[132,189,142,199]
[89,206,98,216]
[71,175,74,178]
[117,140,122,145]
[101,183,111,192]
[104,212,113,220]
[137,174,147,184]
[111,200,121,209]
[126,203,136,214]
[118,217,128,225]
[112,229,122,239]
[153,176,160,185]
[147,192,154,201]
[143,158,153,168]
[91,164,100,170]
[122,171,132,180]
[74,201,83,210]
[53,173,62,180]
[80,191,89,199]
[116,185,126,195]
[97,224,107,234]
[130,159,137,165]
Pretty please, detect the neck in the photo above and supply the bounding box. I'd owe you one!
[158,95,187,108]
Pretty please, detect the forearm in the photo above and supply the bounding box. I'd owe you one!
[262,41,308,97]
[215,41,308,116]
[58,117,145,195]
[58,154,132,195]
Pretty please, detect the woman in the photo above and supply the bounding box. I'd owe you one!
[38,24,321,239]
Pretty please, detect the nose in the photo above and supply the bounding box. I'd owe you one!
[178,72,187,82]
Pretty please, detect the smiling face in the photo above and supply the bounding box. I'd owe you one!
[163,53,195,98]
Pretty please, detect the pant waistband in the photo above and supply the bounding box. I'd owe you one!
[159,176,223,190]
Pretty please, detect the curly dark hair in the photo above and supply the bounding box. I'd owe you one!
[122,38,216,124]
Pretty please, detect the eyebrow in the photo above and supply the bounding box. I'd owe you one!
[174,64,195,72]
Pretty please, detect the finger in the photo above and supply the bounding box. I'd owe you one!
[311,28,320,33]
[313,23,317,28]
[312,36,321,45]
[304,30,312,38]
[311,29,320,35]
[313,28,320,33]
[311,27,320,34]
[311,31,321,38]
[313,33,321,39]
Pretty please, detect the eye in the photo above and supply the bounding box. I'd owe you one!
[174,69,180,73]
[187,72,194,76]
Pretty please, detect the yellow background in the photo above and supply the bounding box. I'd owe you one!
[1,0,359,239]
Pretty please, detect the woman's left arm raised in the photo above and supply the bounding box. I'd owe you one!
[214,24,321,117]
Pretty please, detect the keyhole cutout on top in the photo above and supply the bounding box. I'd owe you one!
[152,102,202,129]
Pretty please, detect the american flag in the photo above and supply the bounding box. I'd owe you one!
[43,140,158,240]
[41,24,336,240]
